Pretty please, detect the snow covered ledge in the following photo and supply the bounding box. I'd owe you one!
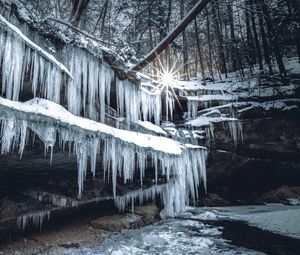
[0,98,207,215]
[0,15,72,102]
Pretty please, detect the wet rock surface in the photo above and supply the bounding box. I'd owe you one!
[204,113,300,205]
[0,204,160,254]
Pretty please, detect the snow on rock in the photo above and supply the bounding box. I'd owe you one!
[135,120,167,136]
[0,97,207,216]
[187,94,238,103]
[0,15,71,77]
[185,109,243,145]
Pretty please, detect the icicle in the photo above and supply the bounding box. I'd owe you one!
[17,210,51,231]
[0,97,207,216]
[63,47,113,122]
[0,15,70,102]
[228,120,243,146]
[116,78,162,125]
[187,100,198,120]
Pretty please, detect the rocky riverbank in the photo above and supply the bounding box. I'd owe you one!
[0,204,160,254]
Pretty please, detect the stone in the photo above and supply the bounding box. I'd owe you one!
[90,204,160,232]
[199,193,231,207]
[0,207,15,220]
[258,186,300,204]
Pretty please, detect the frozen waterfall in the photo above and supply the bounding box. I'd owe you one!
[0,97,207,216]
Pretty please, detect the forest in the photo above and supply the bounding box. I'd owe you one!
[0,0,299,254]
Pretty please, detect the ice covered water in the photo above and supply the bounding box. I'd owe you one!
[66,207,265,255]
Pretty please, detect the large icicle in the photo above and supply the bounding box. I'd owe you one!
[115,145,208,217]
[116,78,162,125]
[187,100,198,119]
[63,47,114,122]
[0,15,71,102]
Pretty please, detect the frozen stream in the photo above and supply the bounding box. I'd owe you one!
[64,205,300,255]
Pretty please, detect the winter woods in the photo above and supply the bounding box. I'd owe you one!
[25,0,300,79]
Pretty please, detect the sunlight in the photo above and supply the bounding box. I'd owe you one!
[161,72,174,86]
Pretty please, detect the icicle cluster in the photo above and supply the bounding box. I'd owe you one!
[63,46,113,122]
[0,15,70,102]
[116,79,162,125]
[17,210,51,231]
[0,98,207,216]
[115,145,207,217]
[228,120,243,146]
[187,100,198,119]
[0,98,182,197]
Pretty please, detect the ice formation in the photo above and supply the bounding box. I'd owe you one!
[0,97,207,216]
[187,100,198,119]
[116,78,163,125]
[63,46,114,122]
[0,15,71,102]
[17,210,51,231]
[115,145,207,217]
[0,10,210,219]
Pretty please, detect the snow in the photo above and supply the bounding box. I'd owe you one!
[288,198,300,206]
[0,97,182,155]
[135,120,167,136]
[187,94,238,102]
[238,208,300,239]
[186,115,236,127]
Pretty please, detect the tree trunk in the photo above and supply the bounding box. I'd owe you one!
[245,0,256,67]
[70,0,90,27]
[194,18,206,81]
[93,0,108,34]
[100,0,109,37]
[256,0,272,74]
[130,0,210,73]
[205,7,214,79]
[181,0,189,80]
[250,0,263,71]
[211,0,227,77]
[227,0,238,72]
[260,0,287,77]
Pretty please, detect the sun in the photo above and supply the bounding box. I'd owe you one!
[161,72,174,86]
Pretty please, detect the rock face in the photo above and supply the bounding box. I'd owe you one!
[204,111,300,205]
[91,204,160,232]
[258,186,300,204]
